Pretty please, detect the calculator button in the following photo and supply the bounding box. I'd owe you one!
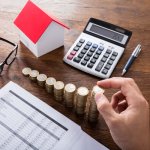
[90,47,96,52]
[106,49,112,54]
[84,45,90,50]
[73,46,80,51]
[112,51,118,56]
[70,50,77,55]
[87,63,94,68]
[104,53,109,58]
[90,58,97,64]
[81,60,87,66]
[101,57,107,62]
[107,59,113,65]
[110,55,116,60]
[79,39,85,43]
[104,64,111,70]
[96,50,102,55]
[67,54,74,60]
[73,57,81,63]
[78,53,84,58]
[87,51,93,57]
[76,42,82,47]
[93,54,99,59]
[81,49,87,54]
[86,41,92,46]
[84,56,90,61]
[95,61,104,72]
[102,68,108,74]
[98,46,104,51]
[92,44,98,48]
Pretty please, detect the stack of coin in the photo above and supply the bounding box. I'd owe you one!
[29,70,39,81]
[75,87,89,115]
[45,77,56,94]
[37,74,47,87]
[22,67,32,76]
[64,83,76,107]
[88,85,105,122]
[54,81,65,102]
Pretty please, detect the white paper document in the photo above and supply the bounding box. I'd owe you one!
[0,81,109,150]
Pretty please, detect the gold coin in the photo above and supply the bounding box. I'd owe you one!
[92,85,105,95]
[54,81,64,101]
[54,81,64,90]
[37,74,47,87]
[77,87,89,96]
[75,87,89,115]
[29,70,39,81]
[37,74,47,81]
[76,87,89,107]
[45,77,56,93]
[76,107,85,115]
[88,85,103,122]
[64,83,76,93]
[22,67,32,76]
[46,77,56,86]
[64,83,76,107]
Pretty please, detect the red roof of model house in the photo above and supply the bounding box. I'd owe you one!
[14,0,69,43]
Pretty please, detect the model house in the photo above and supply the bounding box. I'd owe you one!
[14,0,69,57]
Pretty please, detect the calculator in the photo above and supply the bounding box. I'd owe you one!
[63,18,132,78]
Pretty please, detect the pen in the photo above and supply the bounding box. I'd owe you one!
[121,44,141,76]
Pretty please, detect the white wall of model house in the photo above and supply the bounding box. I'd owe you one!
[19,22,64,57]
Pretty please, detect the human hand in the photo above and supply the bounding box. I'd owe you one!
[95,77,150,150]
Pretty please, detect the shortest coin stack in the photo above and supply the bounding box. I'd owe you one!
[29,70,39,81]
[54,81,65,102]
[88,85,105,122]
[45,77,56,94]
[22,67,32,76]
[75,87,89,115]
[64,83,76,107]
[37,74,47,87]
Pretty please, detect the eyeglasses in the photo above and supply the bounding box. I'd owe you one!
[0,37,18,74]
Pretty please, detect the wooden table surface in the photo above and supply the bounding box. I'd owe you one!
[0,0,150,149]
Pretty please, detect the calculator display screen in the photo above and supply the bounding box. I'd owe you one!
[90,24,124,43]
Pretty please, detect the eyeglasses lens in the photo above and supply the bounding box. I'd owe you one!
[6,49,17,65]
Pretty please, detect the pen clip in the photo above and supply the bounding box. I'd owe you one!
[133,44,141,57]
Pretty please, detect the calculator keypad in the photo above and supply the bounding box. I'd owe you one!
[95,61,104,72]
[73,46,79,51]
[64,37,121,78]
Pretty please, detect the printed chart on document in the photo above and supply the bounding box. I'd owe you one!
[0,90,67,150]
